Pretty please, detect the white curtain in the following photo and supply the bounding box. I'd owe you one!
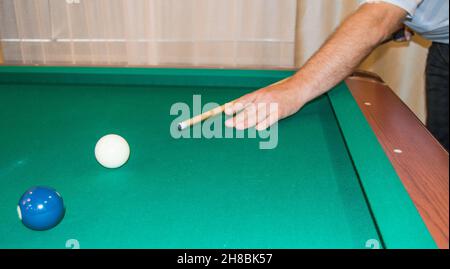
[0,0,297,66]
[0,0,430,121]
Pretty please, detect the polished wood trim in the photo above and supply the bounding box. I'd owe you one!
[346,76,449,249]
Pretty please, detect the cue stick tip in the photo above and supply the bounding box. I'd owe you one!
[178,122,188,131]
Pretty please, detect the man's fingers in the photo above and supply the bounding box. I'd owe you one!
[404,30,414,41]
[225,104,250,128]
[230,105,258,130]
[226,102,276,130]
[255,111,279,131]
[224,93,256,115]
[235,103,271,130]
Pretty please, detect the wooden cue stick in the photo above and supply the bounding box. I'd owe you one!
[177,77,290,131]
[0,42,4,64]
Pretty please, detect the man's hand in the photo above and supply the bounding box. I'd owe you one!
[384,27,414,43]
[225,2,407,130]
[393,27,414,42]
[224,78,305,130]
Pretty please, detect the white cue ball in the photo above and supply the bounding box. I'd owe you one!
[95,134,130,169]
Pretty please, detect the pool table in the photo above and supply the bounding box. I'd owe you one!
[0,66,447,249]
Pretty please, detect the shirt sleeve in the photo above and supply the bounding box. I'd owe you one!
[359,0,423,16]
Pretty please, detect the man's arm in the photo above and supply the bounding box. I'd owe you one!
[225,3,408,130]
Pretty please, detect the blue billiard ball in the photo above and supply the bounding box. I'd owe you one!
[17,186,65,231]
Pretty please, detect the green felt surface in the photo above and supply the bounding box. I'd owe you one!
[0,66,433,249]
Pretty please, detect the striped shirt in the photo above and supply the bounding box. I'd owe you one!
[361,0,449,44]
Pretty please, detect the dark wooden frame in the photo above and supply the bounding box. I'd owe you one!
[347,71,449,249]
